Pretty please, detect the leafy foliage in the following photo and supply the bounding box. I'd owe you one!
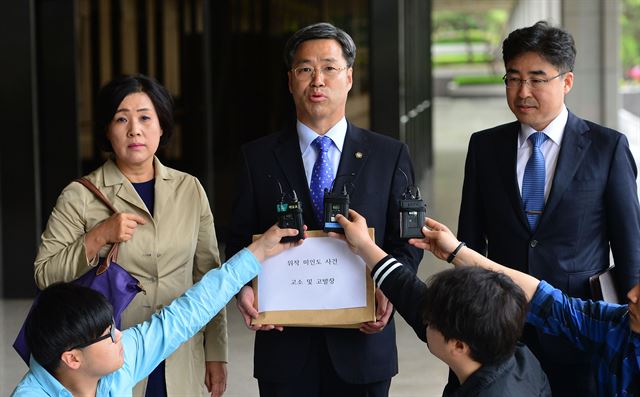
[433,9,508,47]
[432,9,507,67]
[622,0,640,79]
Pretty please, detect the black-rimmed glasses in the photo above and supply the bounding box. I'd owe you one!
[69,318,116,350]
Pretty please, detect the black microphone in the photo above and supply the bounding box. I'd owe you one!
[268,174,305,242]
[322,173,355,233]
[397,168,427,239]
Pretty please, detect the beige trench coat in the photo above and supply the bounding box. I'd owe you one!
[34,157,226,396]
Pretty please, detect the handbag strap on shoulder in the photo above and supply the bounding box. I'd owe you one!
[75,177,121,268]
[75,177,119,214]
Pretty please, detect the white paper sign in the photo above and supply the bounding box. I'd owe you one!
[257,237,367,312]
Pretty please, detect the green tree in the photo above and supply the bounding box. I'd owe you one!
[622,0,640,77]
[432,9,507,64]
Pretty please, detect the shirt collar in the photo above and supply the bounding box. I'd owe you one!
[29,356,73,396]
[518,105,568,148]
[297,117,347,155]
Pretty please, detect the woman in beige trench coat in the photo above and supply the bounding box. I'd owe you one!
[33,75,227,397]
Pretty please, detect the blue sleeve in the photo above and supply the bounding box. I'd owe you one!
[120,248,261,385]
[527,281,627,351]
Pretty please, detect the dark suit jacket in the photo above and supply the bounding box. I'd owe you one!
[457,111,640,394]
[226,121,423,383]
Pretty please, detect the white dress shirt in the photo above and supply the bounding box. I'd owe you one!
[298,117,347,188]
[516,105,568,202]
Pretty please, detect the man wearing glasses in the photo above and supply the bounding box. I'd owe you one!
[457,21,640,396]
[226,22,422,397]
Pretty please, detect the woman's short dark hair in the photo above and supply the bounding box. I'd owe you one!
[502,21,576,73]
[25,283,113,373]
[95,74,174,152]
[283,22,357,69]
[422,267,527,366]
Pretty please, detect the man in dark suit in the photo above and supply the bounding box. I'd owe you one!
[225,23,423,397]
[457,21,640,397]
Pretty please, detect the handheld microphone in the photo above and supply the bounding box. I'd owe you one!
[322,174,354,233]
[398,168,427,239]
[268,174,305,242]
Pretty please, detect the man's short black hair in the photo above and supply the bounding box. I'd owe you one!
[422,267,527,366]
[25,283,113,373]
[502,21,576,73]
[95,74,174,152]
[283,22,356,69]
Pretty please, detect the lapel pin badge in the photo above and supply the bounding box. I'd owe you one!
[355,151,363,159]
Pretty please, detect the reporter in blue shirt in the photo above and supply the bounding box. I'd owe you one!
[414,217,640,397]
[11,225,301,397]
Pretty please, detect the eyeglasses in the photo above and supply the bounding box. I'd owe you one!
[69,318,116,350]
[291,65,349,81]
[502,71,570,89]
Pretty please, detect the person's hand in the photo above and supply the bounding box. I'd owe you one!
[84,212,147,260]
[409,217,460,261]
[329,210,387,268]
[328,210,376,255]
[204,361,227,397]
[95,212,147,243]
[239,224,303,332]
[235,285,283,332]
[248,224,305,262]
[360,289,393,334]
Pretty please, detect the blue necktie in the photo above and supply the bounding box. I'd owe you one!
[522,132,548,231]
[310,136,334,225]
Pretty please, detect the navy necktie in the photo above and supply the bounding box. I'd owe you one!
[310,136,334,225]
[522,132,549,231]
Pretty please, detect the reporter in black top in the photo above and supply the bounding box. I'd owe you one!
[330,210,550,397]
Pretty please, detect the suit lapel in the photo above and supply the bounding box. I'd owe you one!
[151,157,172,224]
[500,125,530,230]
[102,159,149,215]
[272,125,316,226]
[336,123,370,194]
[538,112,591,229]
[272,122,370,229]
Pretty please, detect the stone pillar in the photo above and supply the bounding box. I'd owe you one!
[562,0,621,128]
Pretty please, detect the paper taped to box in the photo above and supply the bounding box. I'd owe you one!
[251,229,376,327]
